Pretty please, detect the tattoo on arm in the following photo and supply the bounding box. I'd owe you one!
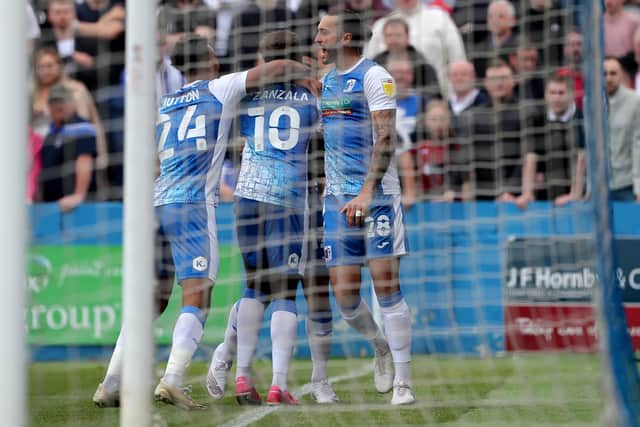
[364,109,397,191]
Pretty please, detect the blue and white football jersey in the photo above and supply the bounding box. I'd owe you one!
[154,72,247,206]
[320,58,400,196]
[234,83,319,209]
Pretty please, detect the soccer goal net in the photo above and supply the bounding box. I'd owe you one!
[21,0,640,426]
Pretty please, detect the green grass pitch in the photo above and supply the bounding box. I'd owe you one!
[29,354,601,426]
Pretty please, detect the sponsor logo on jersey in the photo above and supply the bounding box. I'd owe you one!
[343,79,357,93]
[288,253,300,268]
[324,245,333,261]
[193,256,208,271]
[381,79,396,97]
[321,97,352,116]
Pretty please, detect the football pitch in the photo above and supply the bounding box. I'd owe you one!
[30,354,601,426]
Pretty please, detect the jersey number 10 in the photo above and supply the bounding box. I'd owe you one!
[248,106,300,151]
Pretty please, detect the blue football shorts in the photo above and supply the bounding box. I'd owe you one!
[155,202,218,282]
[235,197,305,277]
[322,193,408,267]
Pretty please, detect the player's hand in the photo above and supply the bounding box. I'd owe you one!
[58,193,85,213]
[340,192,373,227]
[297,78,322,98]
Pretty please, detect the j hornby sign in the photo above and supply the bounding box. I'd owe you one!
[504,237,640,351]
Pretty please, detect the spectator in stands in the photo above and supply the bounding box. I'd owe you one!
[557,29,584,110]
[329,0,390,24]
[365,0,466,96]
[447,60,490,146]
[520,73,585,209]
[27,127,45,203]
[227,0,291,71]
[386,54,422,209]
[27,3,41,56]
[508,43,545,101]
[40,0,96,80]
[631,28,640,93]
[428,0,455,14]
[452,0,491,49]
[32,47,107,172]
[74,0,126,199]
[448,60,490,116]
[38,84,97,212]
[372,18,441,100]
[464,59,542,200]
[516,0,567,68]
[72,0,126,93]
[411,100,465,201]
[604,0,640,60]
[473,0,518,79]
[157,0,216,53]
[603,56,640,201]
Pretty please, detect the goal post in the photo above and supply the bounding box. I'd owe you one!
[582,2,640,425]
[0,0,28,426]
[121,0,157,425]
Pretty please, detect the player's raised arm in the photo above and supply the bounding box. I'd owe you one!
[245,60,318,94]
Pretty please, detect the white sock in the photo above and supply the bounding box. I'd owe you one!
[306,313,332,384]
[102,328,124,393]
[340,298,387,352]
[236,297,265,379]
[162,311,204,388]
[218,301,239,363]
[270,308,297,390]
[380,298,412,385]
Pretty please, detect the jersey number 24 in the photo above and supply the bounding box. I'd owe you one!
[156,105,207,162]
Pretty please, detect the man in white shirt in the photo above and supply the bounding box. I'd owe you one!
[365,0,466,96]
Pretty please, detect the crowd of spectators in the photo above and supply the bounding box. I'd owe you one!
[24,0,640,210]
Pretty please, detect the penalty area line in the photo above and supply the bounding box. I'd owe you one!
[219,363,373,427]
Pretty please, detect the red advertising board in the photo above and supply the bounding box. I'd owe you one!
[505,305,640,352]
[505,238,640,352]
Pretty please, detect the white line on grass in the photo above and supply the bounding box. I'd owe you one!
[219,364,373,427]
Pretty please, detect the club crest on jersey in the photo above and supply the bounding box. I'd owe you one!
[381,79,396,97]
[343,79,357,93]
[193,256,208,271]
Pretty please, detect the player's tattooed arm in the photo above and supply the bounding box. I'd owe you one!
[341,108,397,226]
[362,108,397,194]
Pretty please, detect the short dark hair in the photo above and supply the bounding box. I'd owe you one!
[259,30,300,62]
[383,18,409,35]
[546,71,574,92]
[486,58,514,74]
[170,34,212,75]
[331,9,370,53]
